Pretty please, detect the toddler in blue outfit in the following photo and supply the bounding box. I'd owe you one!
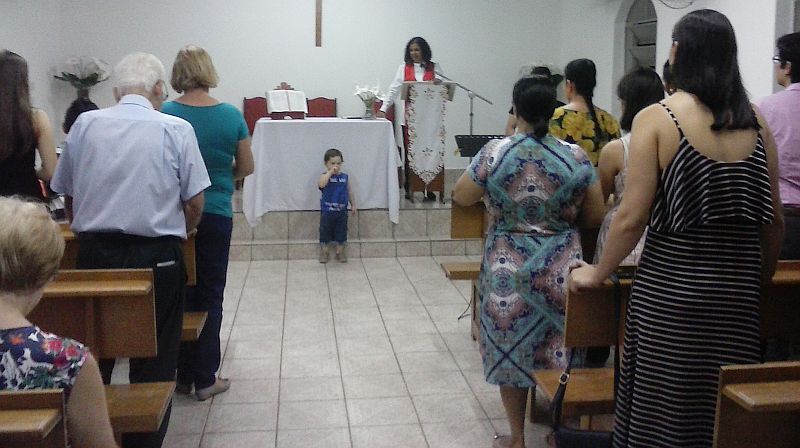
[318,148,356,262]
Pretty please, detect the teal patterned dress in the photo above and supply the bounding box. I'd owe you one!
[469,133,596,387]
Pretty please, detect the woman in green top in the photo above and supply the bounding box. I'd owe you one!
[162,45,254,401]
[549,58,621,165]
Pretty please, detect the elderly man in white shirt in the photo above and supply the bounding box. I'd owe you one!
[51,52,210,448]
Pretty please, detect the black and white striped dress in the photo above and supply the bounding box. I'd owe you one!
[612,104,774,448]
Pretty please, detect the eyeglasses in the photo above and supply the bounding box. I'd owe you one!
[773,56,784,64]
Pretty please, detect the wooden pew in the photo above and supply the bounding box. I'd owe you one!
[59,224,197,286]
[0,390,66,448]
[32,269,173,442]
[533,260,800,429]
[713,361,800,448]
[58,224,206,342]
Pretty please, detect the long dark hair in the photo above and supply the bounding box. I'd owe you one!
[404,37,433,67]
[0,50,35,162]
[513,75,557,139]
[671,9,758,130]
[617,67,665,132]
[564,59,604,141]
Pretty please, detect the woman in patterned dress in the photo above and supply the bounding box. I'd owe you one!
[570,9,785,448]
[454,75,605,448]
[0,197,118,447]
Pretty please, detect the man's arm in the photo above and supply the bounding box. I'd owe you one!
[183,192,204,234]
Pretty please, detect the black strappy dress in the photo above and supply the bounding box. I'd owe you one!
[612,104,774,448]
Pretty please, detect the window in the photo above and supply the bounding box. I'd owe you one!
[625,0,658,71]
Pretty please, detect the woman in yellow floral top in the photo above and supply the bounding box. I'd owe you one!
[550,59,621,165]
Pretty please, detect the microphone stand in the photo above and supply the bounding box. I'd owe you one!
[435,72,492,135]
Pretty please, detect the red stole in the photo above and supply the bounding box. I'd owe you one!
[404,62,435,81]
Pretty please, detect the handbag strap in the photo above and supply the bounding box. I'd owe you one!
[551,273,623,429]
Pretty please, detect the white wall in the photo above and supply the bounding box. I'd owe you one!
[0,0,71,132]
[561,0,783,115]
[5,0,564,169]
[4,0,787,168]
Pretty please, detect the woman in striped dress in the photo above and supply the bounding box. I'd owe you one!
[570,9,785,448]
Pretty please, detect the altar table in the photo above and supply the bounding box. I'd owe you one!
[243,118,400,226]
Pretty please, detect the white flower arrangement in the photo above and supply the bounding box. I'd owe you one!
[52,56,111,93]
[354,83,384,106]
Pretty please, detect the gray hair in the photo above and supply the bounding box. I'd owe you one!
[112,52,165,96]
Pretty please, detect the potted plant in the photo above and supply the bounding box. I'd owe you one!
[53,56,111,99]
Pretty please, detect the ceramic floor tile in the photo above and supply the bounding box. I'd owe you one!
[422,420,497,448]
[441,332,478,352]
[413,394,487,424]
[340,352,400,376]
[384,318,439,336]
[200,431,276,448]
[276,428,351,448]
[224,340,282,360]
[205,402,278,433]
[167,402,211,435]
[277,400,348,430]
[462,369,498,395]
[280,376,344,401]
[347,396,419,426]
[389,333,449,353]
[378,305,430,321]
[220,358,281,379]
[334,319,388,338]
[450,350,484,371]
[396,351,460,373]
[280,353,341,378]
[163,432,202,448]
[474,392,507,420]
[341,373,408,399]
[337,334,393,356]
[331,306,382,324]
[228,324,283,341]
[403,371,472,396]
[211,379,280,404]
[350,424,427,448]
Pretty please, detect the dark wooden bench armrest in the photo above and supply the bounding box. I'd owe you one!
[106,382,175,435]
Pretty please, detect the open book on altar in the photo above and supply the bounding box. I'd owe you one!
[266,90,309,114]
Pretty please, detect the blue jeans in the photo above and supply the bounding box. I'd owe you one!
[320,210,348,244]
[177,213,232,389]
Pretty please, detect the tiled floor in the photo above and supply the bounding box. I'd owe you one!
[157,256,552,448]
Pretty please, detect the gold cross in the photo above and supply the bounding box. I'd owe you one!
[315,0,322,47]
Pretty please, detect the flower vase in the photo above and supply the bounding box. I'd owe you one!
[363,100,376,119]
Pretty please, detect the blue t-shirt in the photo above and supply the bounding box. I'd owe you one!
[161,102,249,218]
[320,173,349,212]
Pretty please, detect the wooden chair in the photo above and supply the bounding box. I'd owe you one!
[373,100,395,124]
[34,269,174,442]
[0,390,66,448]
[714,361,800,447]
[243,96,267,135]
[307,97,337,117]
[59,224,205,341]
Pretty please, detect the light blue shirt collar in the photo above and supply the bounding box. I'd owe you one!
[119,94,156,110]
